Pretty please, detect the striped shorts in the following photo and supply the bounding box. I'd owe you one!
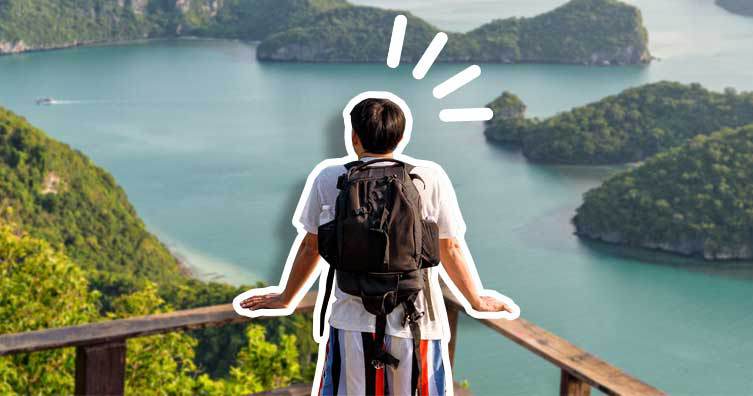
[319,327,448,396]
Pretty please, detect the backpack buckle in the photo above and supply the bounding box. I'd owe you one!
[402,310,424,327]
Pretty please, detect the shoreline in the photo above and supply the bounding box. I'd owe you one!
[0,36,259,57]
[149,226,263,286]
[2,36,652,67]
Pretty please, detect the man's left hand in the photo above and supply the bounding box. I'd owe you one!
[472,295,514,313]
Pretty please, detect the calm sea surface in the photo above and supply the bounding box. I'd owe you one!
[2,0,753,394]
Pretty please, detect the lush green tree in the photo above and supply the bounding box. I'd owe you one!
[162,279,317,379]
[193,324,303,395]
[0,228,312,394]
[574,124,753,260]
[0,223,98,394]
[108,283,200,395]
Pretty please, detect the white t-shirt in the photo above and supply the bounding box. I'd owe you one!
[299,157,466,340]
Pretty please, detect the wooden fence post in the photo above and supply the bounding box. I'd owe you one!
[560,369,590,396]
[446,304,460,369]
[75,340,126,396]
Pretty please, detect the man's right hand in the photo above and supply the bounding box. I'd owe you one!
[239,293,289,310]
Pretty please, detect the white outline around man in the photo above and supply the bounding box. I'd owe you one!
[234,91,519,396]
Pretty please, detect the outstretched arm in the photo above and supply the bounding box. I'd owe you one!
[440,237,513,313]
[240,233,320,310]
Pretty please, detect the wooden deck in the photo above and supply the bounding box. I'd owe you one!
[0,290,664,396]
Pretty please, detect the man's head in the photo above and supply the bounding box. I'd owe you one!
[350,98,406,155]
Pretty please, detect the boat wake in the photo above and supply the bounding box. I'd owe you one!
[35,97,130,106]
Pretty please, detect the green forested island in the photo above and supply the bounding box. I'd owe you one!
[0,106,315,393]
[0,0,348,53]
[0,0,651,65]
[716,0,753,17]
[484,82,753,164]
[574,124,753,260]
[258,0,651,65]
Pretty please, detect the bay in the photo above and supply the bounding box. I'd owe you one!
[2,0,753,394]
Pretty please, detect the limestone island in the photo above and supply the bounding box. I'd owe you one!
[574,124,753,260]
[484,81,753,165]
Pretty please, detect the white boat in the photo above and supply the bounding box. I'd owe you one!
[36,97,57,105]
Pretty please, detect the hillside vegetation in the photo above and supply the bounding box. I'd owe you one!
[0,0,182,52]
[1,0,650,65]
[0,106,317,391]
[0,107,182,283]
[574,125,753,260]
[484,82,753,164]
[0,0,346,53]
[208,0,348,39]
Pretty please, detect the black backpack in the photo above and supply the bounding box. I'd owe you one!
[318,158,440,379]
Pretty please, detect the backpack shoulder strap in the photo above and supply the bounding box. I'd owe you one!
[344,160,362,170]
[318,266,336,337]
[337,161,363,190]
[402,162,426,190]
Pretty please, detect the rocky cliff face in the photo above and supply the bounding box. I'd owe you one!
[256,33,651,66]
[0,39,104,54]
[0,40,27,54]
[575,224,753,260]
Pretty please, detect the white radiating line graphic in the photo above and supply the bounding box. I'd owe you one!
[387,15,407,68]
[433,65,481,99]
[439,108,493,122]
[412,32,448,80]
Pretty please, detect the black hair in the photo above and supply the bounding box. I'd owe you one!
[350,98,406,154]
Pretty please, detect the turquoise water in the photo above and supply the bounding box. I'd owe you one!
[2,0,753,394]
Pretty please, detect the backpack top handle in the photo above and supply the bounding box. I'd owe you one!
[348,158,407,173]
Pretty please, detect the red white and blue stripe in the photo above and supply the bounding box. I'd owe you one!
[320,327,448,396]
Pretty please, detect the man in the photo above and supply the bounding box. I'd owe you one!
[239,96,516,395]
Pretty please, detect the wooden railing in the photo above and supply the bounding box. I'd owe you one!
[0,291,664,396]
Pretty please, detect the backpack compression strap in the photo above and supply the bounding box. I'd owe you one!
[402,297,425,396]
[371,314,400,369]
